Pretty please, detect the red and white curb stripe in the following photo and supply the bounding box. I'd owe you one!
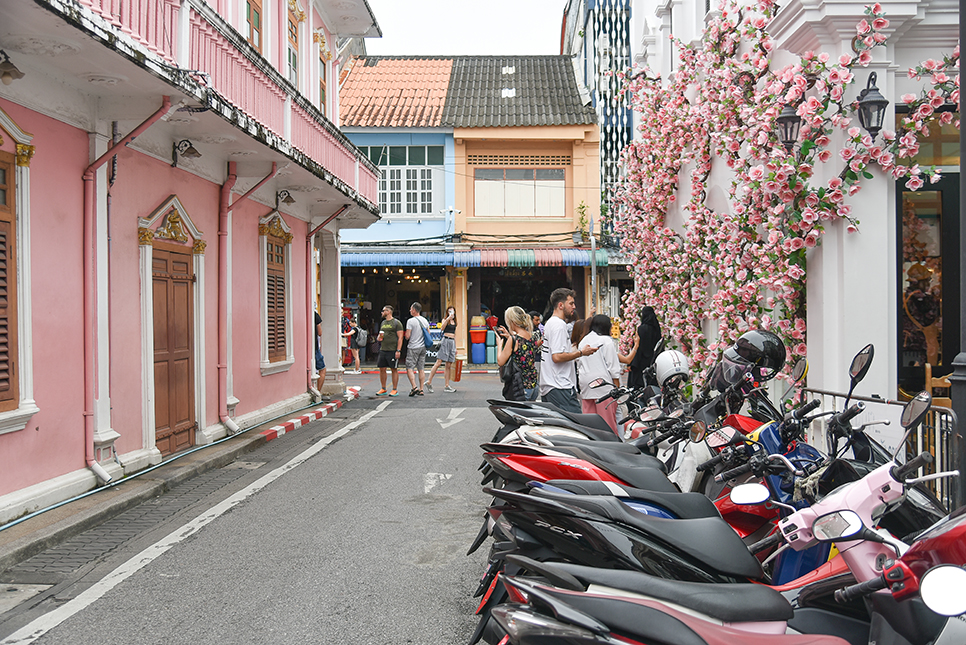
[260,387,362,442]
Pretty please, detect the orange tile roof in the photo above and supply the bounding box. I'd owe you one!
[340,56,454,128]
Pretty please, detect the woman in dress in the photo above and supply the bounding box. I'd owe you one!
[342,319,361,373]
[426,306,458,393]
[577,314,622,435]
[496,306,539,401]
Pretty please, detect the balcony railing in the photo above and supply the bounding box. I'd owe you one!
[75,0,378,204]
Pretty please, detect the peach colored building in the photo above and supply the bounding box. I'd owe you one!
[340,56,602,361]
[0,0,380,523]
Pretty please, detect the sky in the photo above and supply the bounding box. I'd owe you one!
[362,0,568,56]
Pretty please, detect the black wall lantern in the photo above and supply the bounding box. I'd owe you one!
[857,71,889,140]
[776,104,802,153]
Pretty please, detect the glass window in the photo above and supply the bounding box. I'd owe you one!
[389,146,407,166]
[369,146,386,166]
[427,146,444,166]
[473,167,565,217]
[408,146,425,166]
[247,0,262,52]
[912,115,960,167]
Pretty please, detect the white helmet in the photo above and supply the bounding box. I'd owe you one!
[654,350,690,388]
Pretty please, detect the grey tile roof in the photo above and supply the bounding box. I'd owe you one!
[441,56,597,128]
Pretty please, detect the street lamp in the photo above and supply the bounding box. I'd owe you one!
[276,190,296,206]
[776,104,802,153]
[171,139,201,167]
[856,72,889,140]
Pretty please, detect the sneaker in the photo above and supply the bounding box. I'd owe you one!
[444,386,457,393]
[375,389,388,396]
[425,382,434,393]
[389,390,399,397]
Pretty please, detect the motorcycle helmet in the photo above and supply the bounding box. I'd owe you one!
[723,329,786,382]
[654,349,690,389]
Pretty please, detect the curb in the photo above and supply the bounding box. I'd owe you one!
[260,386,362,441]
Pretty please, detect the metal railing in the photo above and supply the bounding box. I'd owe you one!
[802,388,962,510]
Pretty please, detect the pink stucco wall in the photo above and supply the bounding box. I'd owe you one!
[0,98,312,498]
[0,99,88,495]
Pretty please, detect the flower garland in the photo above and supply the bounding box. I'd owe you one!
[614,0,959,380]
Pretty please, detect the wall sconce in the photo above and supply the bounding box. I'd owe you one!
[776,104,802,153]
[857,72,889,140]
[171,139,201,167]
[0,50,24,85]
[276,190,296,207]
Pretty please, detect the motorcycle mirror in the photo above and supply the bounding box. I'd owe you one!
[668,409,684,419]
[617,392,632,404]
[641,407,663,422]
[812,510,865,541]
[779,359,808,402]
[844,344,874,407]
[730,483,770,505]
[919,565,966,616]
[587,378,609,388]
[689,421,708,443]
[706,426,738,449]
[900,390,932,429]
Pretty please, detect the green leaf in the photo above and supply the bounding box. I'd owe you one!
[862,171,874,179]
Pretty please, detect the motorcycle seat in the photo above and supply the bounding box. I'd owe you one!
[504,407,622,442]
[542,436,641,455]
[539,480,719,519]
[520,557,792,622]
[585,460,678,493]
[529,494,763,579]
[552,445,668,474]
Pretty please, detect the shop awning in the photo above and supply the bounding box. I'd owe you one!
[341,252,454,267]
[341,248,608,268]
[456,248,608,268]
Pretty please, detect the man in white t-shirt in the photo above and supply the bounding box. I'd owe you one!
[539,288,597,413]
[404,302,429,396]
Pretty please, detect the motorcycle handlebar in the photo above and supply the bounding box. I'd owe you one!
[595,390,616,404]
[891,451,935,482]
[834,575,887,604]
[748,531,783,555]
[789,399,821,421]
[714,461,753,483]
[696,452,726,473]
[647,428,677,448]
[830,402,865,427]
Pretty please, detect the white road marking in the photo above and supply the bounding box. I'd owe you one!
[423,472,453,494]
[0,401,392,645]
[436,407,466,429]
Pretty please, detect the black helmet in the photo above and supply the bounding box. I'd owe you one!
[723,330,786,382]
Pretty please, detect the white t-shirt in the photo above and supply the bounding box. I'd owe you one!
[539,315,576,395]
[577,331,621,399]
[406,315,428,349]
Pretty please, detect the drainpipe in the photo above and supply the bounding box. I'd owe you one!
[307,205,349,395]
[218,162,278,434]
[82,96,171,483]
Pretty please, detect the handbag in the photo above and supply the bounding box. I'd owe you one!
[420,320,434,348]
[500,337,526,401]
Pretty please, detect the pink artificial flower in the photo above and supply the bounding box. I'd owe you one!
[790,237,805,251]
[818,149,832,162]
[839,54,853,66]
[828,177,843,190]
[794,343,808,357]
[847,224,859,234]
[818,52,830,64]
[748,165,765,181]
[858,50,873,66]
[856,19,871,34]
[872,17,889,30]
[906,176,924,190]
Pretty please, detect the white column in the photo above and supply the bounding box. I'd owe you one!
[93,133,119,457]
[318,228,344,394]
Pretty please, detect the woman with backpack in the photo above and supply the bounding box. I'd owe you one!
[343,319,364,374]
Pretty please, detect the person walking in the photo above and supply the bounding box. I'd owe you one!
[578,315,622,434]
[314,310,327,395]
[539,288,597,413]
[376,305,404,396]
[628,306,662,389]
[496,306,539,401]
[404,302,429,396]
[426,306,458,393]
[342,319,362,374]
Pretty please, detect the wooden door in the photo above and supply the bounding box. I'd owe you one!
[153,246,196,455]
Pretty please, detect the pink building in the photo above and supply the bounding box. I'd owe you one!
[0,0,381,522]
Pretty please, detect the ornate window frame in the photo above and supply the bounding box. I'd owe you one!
[0,106,39,436]
[259,211,295,375]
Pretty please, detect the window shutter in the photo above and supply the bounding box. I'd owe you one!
[266,236,287,362]
[0,153,18,410]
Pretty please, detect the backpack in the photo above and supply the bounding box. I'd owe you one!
[420,319,434,348]
[356,327,368,345]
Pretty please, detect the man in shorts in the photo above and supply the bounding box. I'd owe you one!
[404,302,429,396]
[376,305,404,396]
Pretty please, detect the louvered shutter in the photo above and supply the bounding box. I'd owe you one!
[266,236,286,362]
[0,153,18,410]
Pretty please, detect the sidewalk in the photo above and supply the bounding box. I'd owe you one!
[0,388,361,575]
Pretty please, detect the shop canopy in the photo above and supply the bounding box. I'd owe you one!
[340,248,608,268]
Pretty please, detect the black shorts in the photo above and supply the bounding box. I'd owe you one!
[377,350,398,369]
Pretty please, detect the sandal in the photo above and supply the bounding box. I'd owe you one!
[409,387,418,397]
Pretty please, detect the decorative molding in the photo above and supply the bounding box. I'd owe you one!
[313,29,333,61]
[15,144,35,167]
[192,239,207,255]
[155,209,190,243]
[258,212,294,243]
[289,0,306,23]
[0,105,34,145]
[138,227,155,246]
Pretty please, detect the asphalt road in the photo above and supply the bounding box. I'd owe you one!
[1,372,501,644]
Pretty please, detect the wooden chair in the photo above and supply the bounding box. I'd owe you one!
[925,363,952,408]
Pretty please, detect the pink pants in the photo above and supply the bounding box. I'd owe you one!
[581,398,619,436]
